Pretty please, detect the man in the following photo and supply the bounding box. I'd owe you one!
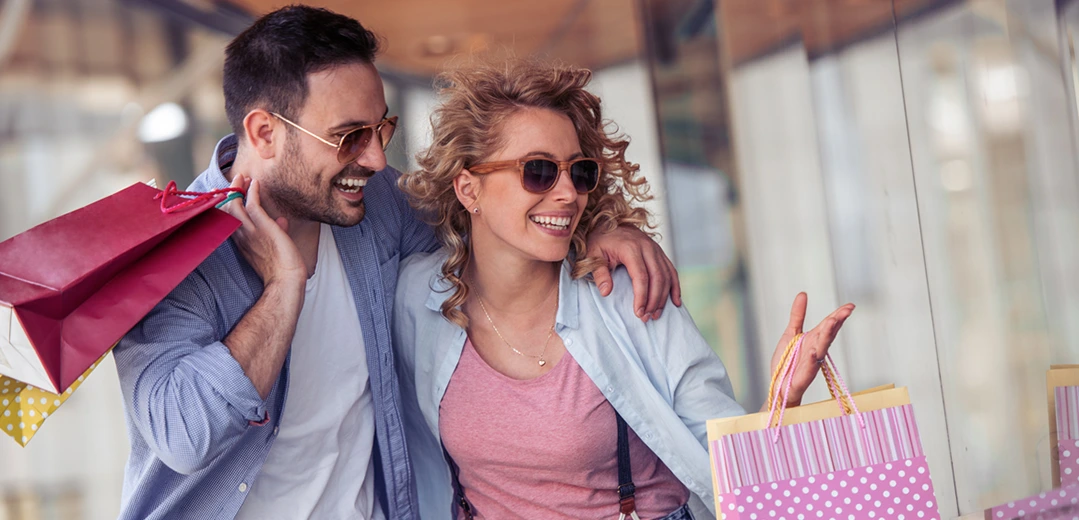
[113,5,680,520]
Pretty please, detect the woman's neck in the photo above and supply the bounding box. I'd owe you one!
[465,245,561,321]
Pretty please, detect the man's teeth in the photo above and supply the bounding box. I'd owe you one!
[530,215,572,229]
[335,178,367,193]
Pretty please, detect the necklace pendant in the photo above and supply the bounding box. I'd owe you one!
[538,359,547,367]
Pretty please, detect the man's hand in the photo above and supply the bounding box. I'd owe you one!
[585,225,681,322]
[218,174,306,289]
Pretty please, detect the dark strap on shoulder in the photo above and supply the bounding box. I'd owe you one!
[444,445,474,520]
[616,412,637,515]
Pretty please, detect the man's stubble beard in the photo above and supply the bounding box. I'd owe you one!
[262,134,369,227]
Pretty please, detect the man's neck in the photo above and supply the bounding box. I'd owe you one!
[228,152,322,278]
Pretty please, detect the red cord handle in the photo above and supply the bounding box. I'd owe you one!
[153,180,245,214]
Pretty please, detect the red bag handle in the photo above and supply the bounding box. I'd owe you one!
[153,180,245,214]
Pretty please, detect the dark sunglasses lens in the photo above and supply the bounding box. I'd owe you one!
[522,159,559,193]
[337,127,375,163]
[570,160,600,192]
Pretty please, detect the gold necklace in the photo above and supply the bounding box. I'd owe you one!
[475,296,556,366]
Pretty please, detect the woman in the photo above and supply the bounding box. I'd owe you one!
[393,59,854,520]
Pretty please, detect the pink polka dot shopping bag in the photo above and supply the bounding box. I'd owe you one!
[1049,366,1079,488]
[706,334,942,520]
[984,484,1079,519]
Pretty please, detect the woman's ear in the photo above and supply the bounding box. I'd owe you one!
[455,169,482,214]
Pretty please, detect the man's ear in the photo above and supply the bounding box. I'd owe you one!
[243,109,280,160]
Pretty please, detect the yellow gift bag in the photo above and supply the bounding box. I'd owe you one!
[0,352,108,446]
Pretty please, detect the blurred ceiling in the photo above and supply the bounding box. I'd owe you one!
[228,0,642,78]
[720,0,959,66]
[225,0,958,75]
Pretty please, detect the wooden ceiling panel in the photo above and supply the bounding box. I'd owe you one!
[719,0,959,66]
[229,0,642,77]
[230,0,959,75]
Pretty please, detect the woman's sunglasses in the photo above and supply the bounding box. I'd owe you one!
[271,112,398,164]
[468,156,601,194]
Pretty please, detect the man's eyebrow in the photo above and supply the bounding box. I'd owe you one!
[328,107,390,133]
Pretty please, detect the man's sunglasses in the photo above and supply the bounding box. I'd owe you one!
[468,156,601,194]
[271,112,398,164]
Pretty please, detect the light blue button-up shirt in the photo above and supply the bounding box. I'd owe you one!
[392,251,747,519]
[113,135,439,519]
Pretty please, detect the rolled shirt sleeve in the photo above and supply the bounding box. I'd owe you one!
[114,275,267,475]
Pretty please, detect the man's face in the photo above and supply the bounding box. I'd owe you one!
[262,61,389,227]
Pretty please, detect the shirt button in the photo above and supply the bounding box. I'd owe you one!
[238,483,248,493]
[606,386,614,393]
[564,338,573,346]
[272,426,279,436]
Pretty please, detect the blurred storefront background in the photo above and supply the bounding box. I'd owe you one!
[3,0,1079,517]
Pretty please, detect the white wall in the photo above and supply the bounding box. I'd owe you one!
[727,41,958,516]
[589,62,672,255]
[724,1,1079,516]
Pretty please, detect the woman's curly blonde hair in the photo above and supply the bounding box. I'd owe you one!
[399,58,654,327]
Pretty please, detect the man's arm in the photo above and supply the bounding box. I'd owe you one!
[114,177,305,474]
[114,276,275,475]
[585,225,683,321]
[217,176,307,398]
[222,280,303,398]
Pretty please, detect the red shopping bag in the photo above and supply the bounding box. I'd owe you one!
[0,181,241,394]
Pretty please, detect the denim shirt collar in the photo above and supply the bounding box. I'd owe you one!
[188,134,238,192]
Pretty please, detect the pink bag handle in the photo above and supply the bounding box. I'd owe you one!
[765,332,864,442]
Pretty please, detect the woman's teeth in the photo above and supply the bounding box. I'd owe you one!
[530,215,571,230]
[334,178,367,193]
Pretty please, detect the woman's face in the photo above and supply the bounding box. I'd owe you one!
[466,107,590,264]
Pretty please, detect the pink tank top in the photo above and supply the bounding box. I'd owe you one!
[439,339,689,519]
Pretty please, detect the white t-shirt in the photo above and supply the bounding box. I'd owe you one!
[236,224,381,520]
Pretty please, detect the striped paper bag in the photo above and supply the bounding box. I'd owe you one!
[707,334,942,520]
[1049,367,1079,487]
[1056,385,1079,487]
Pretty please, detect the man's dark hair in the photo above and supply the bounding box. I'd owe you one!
[223,5,381,137]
